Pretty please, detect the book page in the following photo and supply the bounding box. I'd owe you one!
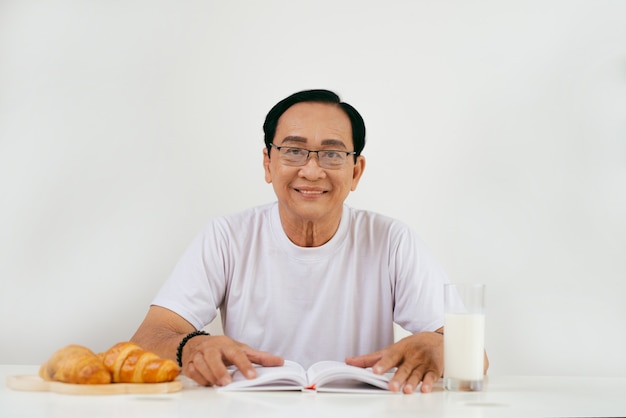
[219,360,308,391]
[306,361,393,392]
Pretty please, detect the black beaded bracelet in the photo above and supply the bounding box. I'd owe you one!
[176,330,210,367]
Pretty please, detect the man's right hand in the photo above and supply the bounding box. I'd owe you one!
[130,305,284,387]
[181,334,284,386]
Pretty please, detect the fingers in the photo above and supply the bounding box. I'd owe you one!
[400,366,423,393]
[419,370,439,393]
[371,351,402,375]
[215,344,257,383]
[345,351,382,369]
[184,359,215,386]
[386,364,440,393]
[246,349,285,368]
[183,355,213,386]
[185,344,235,386]
[182,336,283,387]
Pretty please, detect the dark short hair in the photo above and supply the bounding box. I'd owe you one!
[263,89,366,160]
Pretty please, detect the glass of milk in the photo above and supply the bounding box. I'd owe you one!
[443,283,486,391]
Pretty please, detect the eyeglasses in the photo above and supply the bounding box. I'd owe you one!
[269,143,356,170]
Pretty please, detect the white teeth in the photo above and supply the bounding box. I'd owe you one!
[298,189,324,194]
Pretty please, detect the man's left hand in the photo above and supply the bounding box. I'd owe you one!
[345,331,444,393]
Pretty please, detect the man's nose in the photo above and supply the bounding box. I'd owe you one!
[298,152,326,178]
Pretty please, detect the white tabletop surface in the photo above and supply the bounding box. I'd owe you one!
[2,365,626,418]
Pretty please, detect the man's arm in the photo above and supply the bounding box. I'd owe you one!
[131,305,196,361]
[131,305,284,386]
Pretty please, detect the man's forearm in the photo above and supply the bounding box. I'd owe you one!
[130,305,196,362]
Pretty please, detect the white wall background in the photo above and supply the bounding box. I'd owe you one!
[1,0,625,377]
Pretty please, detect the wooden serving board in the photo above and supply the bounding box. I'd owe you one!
[6,375,183,395]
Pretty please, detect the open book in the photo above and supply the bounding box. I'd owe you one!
[218,360,394,393]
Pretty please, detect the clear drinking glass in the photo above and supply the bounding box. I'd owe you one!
[443,283,486,391]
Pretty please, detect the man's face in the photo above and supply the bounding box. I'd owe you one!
[263,101,365,225]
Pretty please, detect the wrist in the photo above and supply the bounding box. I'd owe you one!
[176,330,210,367]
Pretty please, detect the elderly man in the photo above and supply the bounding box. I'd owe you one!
[131,89,487,393]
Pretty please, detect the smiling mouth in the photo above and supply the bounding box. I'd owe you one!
[294,188,327,195]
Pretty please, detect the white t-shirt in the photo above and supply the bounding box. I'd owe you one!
[153,203,449,368]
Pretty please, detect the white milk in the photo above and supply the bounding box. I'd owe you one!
[444,313,485,381]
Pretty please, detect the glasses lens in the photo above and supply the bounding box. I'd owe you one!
[318,151,347,169]
[279,147,308,165]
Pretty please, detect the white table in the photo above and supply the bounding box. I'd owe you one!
[2,365,625,418]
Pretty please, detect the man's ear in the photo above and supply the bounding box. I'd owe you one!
[263,147,272,184]
[350,155,366,191]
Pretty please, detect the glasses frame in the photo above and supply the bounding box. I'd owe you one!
[269,143,357,169]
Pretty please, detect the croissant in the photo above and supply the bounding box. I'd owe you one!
[99,342,180,383]
[39,344,112,384]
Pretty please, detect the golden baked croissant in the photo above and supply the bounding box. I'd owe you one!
[39,344,112,384]
[99,342,180,383]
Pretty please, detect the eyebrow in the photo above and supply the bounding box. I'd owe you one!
[280,136,348,149]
